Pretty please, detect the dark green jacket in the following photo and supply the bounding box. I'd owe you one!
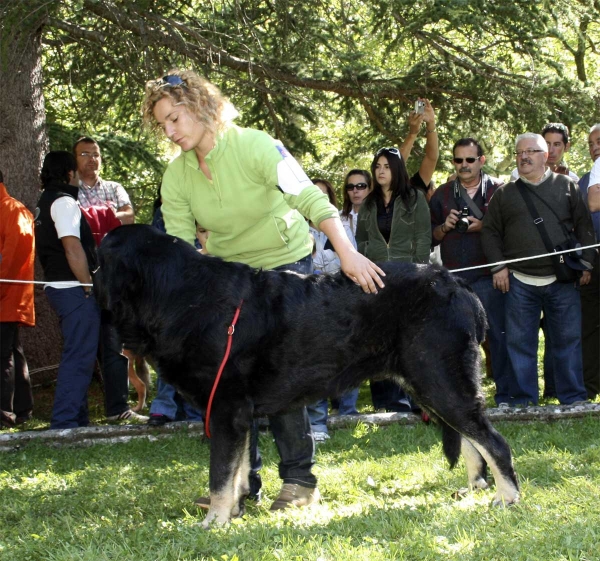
[355,189,431,263]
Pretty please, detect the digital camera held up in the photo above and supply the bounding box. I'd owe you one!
[455,207,470,233]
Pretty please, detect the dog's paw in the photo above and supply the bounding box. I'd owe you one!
[470,477,489,491]
[200,510,231,529]
[491,491,520,507]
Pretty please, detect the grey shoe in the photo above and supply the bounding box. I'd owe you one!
[269,483,320,511]
[312,431,330,443]
[106,409,149,423]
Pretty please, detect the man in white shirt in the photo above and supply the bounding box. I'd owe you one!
[73,137,146,423]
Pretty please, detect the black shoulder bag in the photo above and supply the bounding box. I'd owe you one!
[516,179,585,283]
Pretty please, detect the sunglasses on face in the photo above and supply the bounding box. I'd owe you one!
[453,157,480,164]
[345,182,369,191]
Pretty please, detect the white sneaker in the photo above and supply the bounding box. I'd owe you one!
[312,431,330,442]
[106,409,149,423]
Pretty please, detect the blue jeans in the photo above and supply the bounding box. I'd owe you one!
[150,375,203,421]
[307,388,359,434]
[254,254,316,487]
[505,274,586,405]
[46,287,101,429]
[470,276,514,405]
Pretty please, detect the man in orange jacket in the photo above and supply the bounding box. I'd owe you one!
[0,170,35,427]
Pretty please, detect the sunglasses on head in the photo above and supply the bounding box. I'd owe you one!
[345,182,369,191]
[376,147,401,158]
[160,75,186,87]
[453,157,480,164]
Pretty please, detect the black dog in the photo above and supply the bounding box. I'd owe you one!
[96,224,519,526]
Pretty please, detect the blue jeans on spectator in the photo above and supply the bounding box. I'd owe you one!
[307,388,359,434]
[470,275,514,405]
[253,254,316,488]
[46,287,101,429]
[150,375,203,421]
[505,274,586,406]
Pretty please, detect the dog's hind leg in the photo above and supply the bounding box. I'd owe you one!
[438,404,518,505]
[460,437,488,491]
[459,420,519,506]
[410,363,518,505]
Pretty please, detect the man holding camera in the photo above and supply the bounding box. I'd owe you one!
[482,133,595,406]
[430,138,513,406]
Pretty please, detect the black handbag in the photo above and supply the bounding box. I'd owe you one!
[516,180,586,283]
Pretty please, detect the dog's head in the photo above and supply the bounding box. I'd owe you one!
[96,225,200,349]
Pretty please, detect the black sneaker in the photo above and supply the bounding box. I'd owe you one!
[147,414,172,426]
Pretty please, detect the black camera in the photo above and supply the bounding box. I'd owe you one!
[455,207,470,233]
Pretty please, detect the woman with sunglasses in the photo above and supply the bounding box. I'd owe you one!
[340,169,372,237]
[142,69,385,512]
[355,146,432,412]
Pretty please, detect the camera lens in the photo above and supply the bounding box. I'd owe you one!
[455,218,470,233]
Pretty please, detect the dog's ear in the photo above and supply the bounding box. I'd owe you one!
[96,244,145,315]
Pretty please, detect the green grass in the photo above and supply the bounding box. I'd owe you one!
[2,418,600,560]
[2,331,599,560]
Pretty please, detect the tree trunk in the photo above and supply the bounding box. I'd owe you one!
[0,3,61,383]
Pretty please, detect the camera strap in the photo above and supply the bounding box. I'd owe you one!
[453,179,484,220]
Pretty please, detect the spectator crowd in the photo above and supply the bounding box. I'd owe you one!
[1,72,599,508]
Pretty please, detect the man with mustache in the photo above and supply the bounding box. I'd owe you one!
[508,123,577,399]
[482,133,596,406]
[430,138,514,407]
[510,122,578,182]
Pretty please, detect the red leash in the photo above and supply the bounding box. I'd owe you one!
[204,300,244,438]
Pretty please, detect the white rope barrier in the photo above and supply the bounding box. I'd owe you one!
[0,243,599,284]
[449,242,600,273]
[0,279,93,286]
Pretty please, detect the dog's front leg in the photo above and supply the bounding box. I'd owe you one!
[202,414,252,528]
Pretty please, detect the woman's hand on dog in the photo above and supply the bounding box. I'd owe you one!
[339,251,386,294]
[318,216,385,293]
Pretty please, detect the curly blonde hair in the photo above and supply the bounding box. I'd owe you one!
[141,69,229,135]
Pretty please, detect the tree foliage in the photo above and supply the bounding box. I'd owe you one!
[6,0,600,212]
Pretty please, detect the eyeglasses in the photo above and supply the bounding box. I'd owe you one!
[376,147,401,158]
[79,152,100,159]
[345,182,369,191]
[514,149,545,157]
[453,157,480,164]
[160,75,186,87]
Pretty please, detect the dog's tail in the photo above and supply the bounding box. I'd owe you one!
[439,419,462,469]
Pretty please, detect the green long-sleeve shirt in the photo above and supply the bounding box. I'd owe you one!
[161,125,338,270]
